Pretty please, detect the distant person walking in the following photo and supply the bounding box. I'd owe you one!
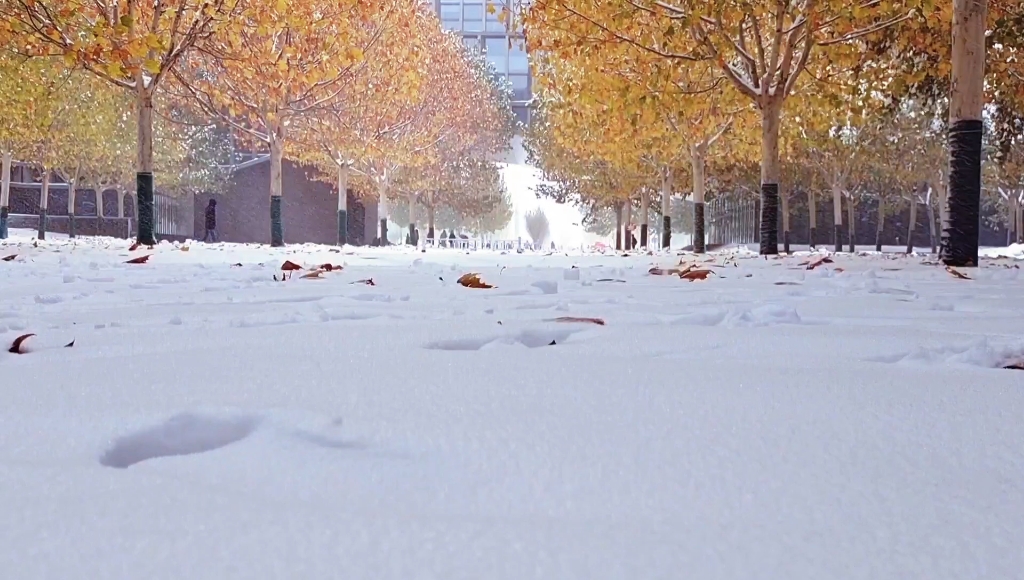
[203,199,218,243]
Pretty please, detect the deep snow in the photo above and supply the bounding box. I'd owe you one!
[2,230,1024,580]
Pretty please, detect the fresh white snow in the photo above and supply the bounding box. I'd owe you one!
[2,229,1024,579]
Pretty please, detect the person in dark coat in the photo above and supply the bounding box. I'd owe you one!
[203,199,218,243]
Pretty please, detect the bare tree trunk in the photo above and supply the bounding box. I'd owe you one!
[639,187,650,248]
[832,182,843,252]
[38,169,50,240]
[692,149,707,253]
[68,167,79,239]
[269,125,285,247]
[926,185,939,254]
[0,151,10,239]
[614,203,623,251]
[427,192,436,243]
[759,102,782,255]
[875,197,885,252]
[942,0,987,267]
[780,192,791,254]
[378,182,389,246]
[661,168,672,249]
[407,195,417,246]
[337,164,348,246]
[906,195,918,254]
[847,195,856,253]
[136,87,157,245]
[807,188,817,248]
[96,185,106,237]
[624,199,633,250]
[1017,196,1023,244]
[117,188,125,219]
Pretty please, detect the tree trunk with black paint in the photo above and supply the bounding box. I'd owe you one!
[614,203,623,251]
[926,185,939,254]
[337,164,348,246]
[781,191,791,254]
[0,151,10,239]
[68,168,79,239]
[847,195,856,253]
[692,148,707,253]
[639,188,649,249]
[942,0,987,267]
[661,168,672,249]
[759,102,782,255]
[832,182,843,253]
[807,187,817,249]
[38,170,49,240]
[875,197,885,252]
[906,194,918,254]
[269,125,285,247]
[136,88,157,246]
[623,199,633,251]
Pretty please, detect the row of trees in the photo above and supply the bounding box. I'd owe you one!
[521,0,1024,264]
[0,0,516,245]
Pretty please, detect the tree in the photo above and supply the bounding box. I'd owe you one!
[170,0,395,246]
[525,0,932,255]
[2,0,242,245]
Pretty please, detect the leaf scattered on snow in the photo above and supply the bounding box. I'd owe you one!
[8,333,35,354]
[64,339,75,348]
[946,266,971,280]
[281,260,302,271]
[548,316,605,325]
[125,255,151,264]
[457,273,494,289]
[1,254,16,262]
[128,242,140,251]
[681,269,714,281]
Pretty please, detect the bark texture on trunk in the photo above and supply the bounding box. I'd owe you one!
[942,0,987,267]
[692,151,707,253]
[68,176,77,239]
[378,185,389,246]
[136,89,156,245]
[693,202,706,253]
[926,189,938,254]
[624,200,633,250]
[427,197,436,242]
[269,128,285,247]
[759,104,781,254]
[0,151,10,239]
[847,196,856,253]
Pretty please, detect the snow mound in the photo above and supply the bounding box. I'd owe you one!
[424,326,588,351]
[872,338,1024,369]
[666,304,803,328]
[100,412,261,468]
[981,244,1024,259]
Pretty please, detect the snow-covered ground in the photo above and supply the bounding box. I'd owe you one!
[2,229,1024,580]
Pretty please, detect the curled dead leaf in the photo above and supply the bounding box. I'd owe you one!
[64,339,75,348]
[946,266,971,280]
[301,269,325,279]
[1004,361,1024,370]
[774,281,802,286]
[128,242,140,251]
[125,255,151,264]
[231,263,243,267]
[180,246,190,252]
[353,278,375,286]
[457,273,494,289]
[804,256,834,270]
[1,254,16,262]
[281,260,302,271]
[595,278,626,283]
[8,333,35,354]
[319,263,343,272]
[549,316,605,325]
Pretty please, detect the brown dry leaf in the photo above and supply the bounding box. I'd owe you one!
[8,333,35,354]
[596,278,626,283]
[650,264,696,277]
[680,269,714,281]
[1004,361,1024,370]
[319,263,343,272]
[805,256,834,270]
[774,281,802,286]
[301,269,325,279]
[549,316,606,325]
[281,260,302,271]
[1,254,16,262]
[125,255,151,264]
[457,273,494,289]
[180,246,190,252]
[64,339,75,348]
[231,263,243,267]
[946,266,971,280]
[834,267,846,273]
[353,278,375,286]
[128,242,141,251]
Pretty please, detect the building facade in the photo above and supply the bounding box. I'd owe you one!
[435,0,532,126]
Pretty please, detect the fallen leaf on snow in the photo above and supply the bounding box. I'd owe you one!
[595,278,626,283]
[64,339,75,348]
[319,263,343,272]
[457,273,494,289]
[681,269,714,281]
[128,242,141,251]
[180,246,190,252]
[353,278,375,286]
[281,260,302,271]
[8,333,35,354]
[548,316,606,325]
[301,269,325,279]
[803,256,834,270]
[1,254,16,261]
[946,266,971,280]
[125,255,151,264]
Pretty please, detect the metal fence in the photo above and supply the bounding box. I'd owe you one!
[706,197,759,246]
[153,192,194,239]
